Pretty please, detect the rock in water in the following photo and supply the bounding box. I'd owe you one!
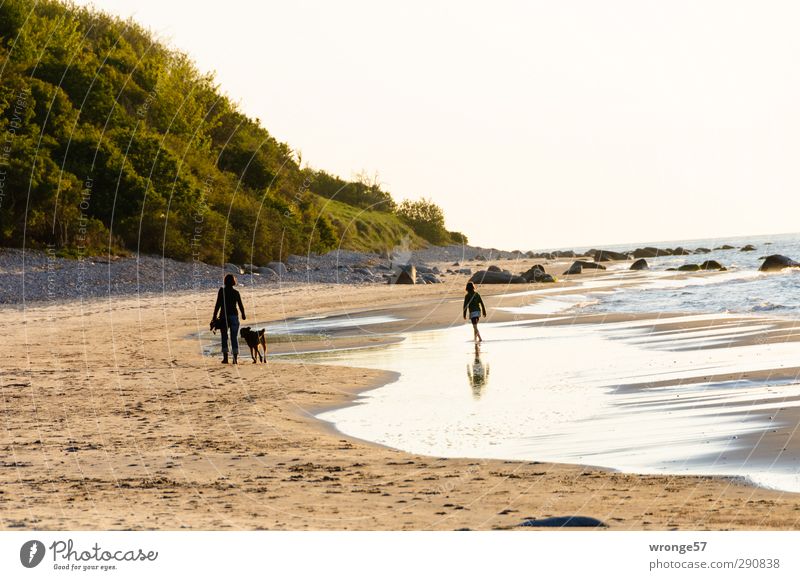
[630,258,649,270]
[760,255,800,272]
[698,260,726,271]
[677,264,701,271]
[592,249,631,261]
[393,264,417,284]
[469,270,526,284]
[741,244,757,251]
[632,247,664,258]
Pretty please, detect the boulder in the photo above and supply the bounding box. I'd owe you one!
[630,258,649,270]
[267,261,288,276]
[487,265,503,273]
[698,260,726,271]
[672,247,692,255]
[254,266,278,278]
[592,249,630,261]
[694,247,711,254]
[521,265,555,283]
[715,245,735,250]
[740,244,757,252]
[474,254,487,261]
[760,255,800,272]
[420,273,441,284]
[457,268,472,275]
[469,270,526,284]
[553,250,577,258]
[632,247,662,258]
[677,264,701,271]
[224,263,242,274]
[562,262,582,275]
[393,264,416,284]
[575,260,606,270]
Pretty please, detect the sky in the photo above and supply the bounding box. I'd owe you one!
[72,0,800,250]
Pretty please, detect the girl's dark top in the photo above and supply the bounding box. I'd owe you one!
[213,286,245,319]
[463,291,486,317]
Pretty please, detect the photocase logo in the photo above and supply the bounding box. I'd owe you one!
[20,540,46,568]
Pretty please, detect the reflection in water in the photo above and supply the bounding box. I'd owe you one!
[310,316,800,493]
[467,343,489,399]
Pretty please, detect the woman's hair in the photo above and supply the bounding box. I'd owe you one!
[465,282,475,293]
[224,274,237,287]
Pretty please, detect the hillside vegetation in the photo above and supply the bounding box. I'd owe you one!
[0,0,465,265]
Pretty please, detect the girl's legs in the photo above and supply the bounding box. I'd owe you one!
[471,317,482,342]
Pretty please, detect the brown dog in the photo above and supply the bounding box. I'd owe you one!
[239,327,267,363]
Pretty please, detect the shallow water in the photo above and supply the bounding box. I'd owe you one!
[308,316,800,492]
[575,232,800,316]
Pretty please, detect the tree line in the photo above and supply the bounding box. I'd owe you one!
[0,0,465,265]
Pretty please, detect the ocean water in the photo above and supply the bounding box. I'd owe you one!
[288,232,800,493]
[565,232,800,316]
[310,316,800,492]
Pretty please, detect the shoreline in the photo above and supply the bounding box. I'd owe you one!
[4,263,800,529]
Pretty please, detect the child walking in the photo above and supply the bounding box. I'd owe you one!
[463,282,487,342]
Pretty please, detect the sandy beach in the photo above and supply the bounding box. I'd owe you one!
[2,257,800,530]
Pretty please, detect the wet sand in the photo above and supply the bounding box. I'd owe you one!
[2,261,800,529]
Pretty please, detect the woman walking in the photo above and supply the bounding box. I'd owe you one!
[463,282,487,342]
[212,273,246,364]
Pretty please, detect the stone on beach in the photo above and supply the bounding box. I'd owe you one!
[630,258,649,270]
[519,516,607,528]
[393,264,417,284]
[520,264,555,283]
[562,260,606,275]
[469,270,526,284]
[267,261,288,276]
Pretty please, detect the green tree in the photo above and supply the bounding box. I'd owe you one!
[396,198,450,245]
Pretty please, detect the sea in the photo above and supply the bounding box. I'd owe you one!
[550,231,800,317]
[276,231,800,492]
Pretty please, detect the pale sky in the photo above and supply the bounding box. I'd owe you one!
[72,0,800,249]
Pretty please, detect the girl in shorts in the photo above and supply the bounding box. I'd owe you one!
[463,282,487,342]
